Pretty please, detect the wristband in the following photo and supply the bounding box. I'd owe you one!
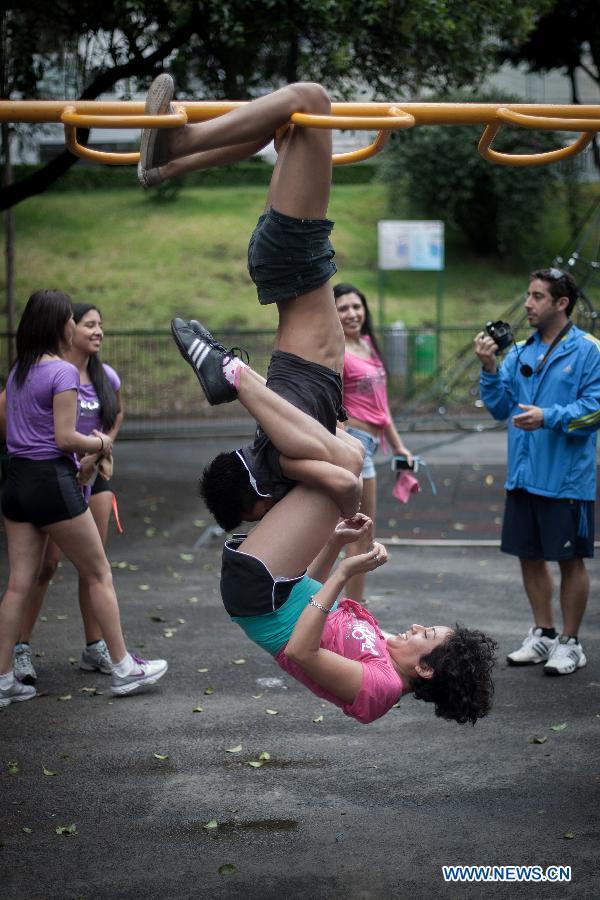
[309,598,332,615]
[98,435,104,453]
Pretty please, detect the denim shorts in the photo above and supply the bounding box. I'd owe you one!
[345,426,380,480]
[501,489,594,560]
[247,207,337,304]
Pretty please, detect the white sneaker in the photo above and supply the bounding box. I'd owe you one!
[506,627,557,666]
[544,637,587,676]
[13,643,37,684]
[0,677,36,707]
[111,655,168,696]
[80,639,113,675]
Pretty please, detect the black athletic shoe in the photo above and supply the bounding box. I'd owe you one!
[170,317,238,405]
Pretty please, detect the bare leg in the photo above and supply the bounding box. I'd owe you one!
[165,84,328,162]
[45,511,127,663]
[236,365,362,473]
[344,476,377,601]
[0,520,47,673]
[161,137,271,180]
[557,557,588,636]
[17,536,61,643]
[78,491,114,644]
[167,82,344,370]
[519,558,554,629]
[241,484,341,579]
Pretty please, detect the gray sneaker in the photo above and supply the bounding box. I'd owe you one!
[138,73,174,187]
[80,639,113,675]
[0,677,36,708]
[111,654,168,696]
[13,643,37,685]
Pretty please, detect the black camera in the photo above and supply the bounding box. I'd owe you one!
[485,320,513,353]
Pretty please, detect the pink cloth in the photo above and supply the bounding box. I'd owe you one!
[393,471,421,503]
[342,337,391,430]
[275,599,404,724]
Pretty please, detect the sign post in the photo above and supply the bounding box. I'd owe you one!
[377,220,445,368]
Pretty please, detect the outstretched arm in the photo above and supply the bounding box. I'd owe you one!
[307,514,372,583]
[283,543,388,702]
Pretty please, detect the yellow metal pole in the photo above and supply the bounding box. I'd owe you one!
[0,100,598,167]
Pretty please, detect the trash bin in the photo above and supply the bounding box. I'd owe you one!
[383,321,408,377]
[412,332,437,375]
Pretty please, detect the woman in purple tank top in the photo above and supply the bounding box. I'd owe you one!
[0,290,167,707]
[12,303,125,686]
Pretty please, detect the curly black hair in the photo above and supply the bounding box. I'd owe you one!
[199,451,258,531]
[411,625,497,725]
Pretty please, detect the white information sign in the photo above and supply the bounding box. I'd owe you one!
[378,220,444,271]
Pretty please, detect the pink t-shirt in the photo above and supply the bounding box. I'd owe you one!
[342,336,391,430]
[275,599,404,724]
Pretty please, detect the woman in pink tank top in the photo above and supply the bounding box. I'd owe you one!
[334,283,412,602]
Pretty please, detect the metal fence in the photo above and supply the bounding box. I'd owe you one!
[0,315,595,437]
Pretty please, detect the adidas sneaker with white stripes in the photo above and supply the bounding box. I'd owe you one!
[170,318,238,405]
[506,626,557,666]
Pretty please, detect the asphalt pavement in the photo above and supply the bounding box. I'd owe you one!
[1,432,599,899]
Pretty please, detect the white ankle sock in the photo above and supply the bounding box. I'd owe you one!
[112,653,134,677]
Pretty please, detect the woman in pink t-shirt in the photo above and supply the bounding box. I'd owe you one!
[334,283,412,601]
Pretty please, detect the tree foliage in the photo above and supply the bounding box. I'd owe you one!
[1,0,550,208]
[379,91,559,257]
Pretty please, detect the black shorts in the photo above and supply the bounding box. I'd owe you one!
[91,473,113,496]
[247,207,337,305]
[501,489,595,560]
[220,535,305,617]
[240,349,344,499]
[2,457,87,528]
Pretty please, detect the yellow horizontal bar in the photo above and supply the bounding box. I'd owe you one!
[1,99,599,128]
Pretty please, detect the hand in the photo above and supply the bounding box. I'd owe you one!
[512,404,544,431]
[473,332,498,374]
[93,429,113,457]
[76,453,99,487]
[333,513,373,546]
[340,541,388,580]
[393,446,413,467]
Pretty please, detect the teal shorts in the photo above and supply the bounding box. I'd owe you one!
[231,573,337,656]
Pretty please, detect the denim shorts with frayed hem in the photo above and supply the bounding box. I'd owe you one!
[345,426,380,480]
[247,207,337,304]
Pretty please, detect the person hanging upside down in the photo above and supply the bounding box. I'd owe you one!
[140,74,496,724]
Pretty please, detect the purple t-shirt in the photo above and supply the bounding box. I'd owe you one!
[6,359,80,460]
[275,599,404,724]
[77,364,120,435]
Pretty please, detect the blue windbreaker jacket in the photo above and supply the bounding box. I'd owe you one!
[480,325,600,500]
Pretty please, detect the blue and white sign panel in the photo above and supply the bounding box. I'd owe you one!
[378,220,444,271]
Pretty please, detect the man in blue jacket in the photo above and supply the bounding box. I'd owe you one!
[474,268,600,676]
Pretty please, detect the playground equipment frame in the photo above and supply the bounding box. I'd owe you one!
[0,99,599,167]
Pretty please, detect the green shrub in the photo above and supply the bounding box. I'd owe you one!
[378,92,561,258]
[13,156,376,192]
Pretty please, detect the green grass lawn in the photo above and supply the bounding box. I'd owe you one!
[0,180,585,333]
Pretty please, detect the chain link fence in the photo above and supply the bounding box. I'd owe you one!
[1,312,596,438]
